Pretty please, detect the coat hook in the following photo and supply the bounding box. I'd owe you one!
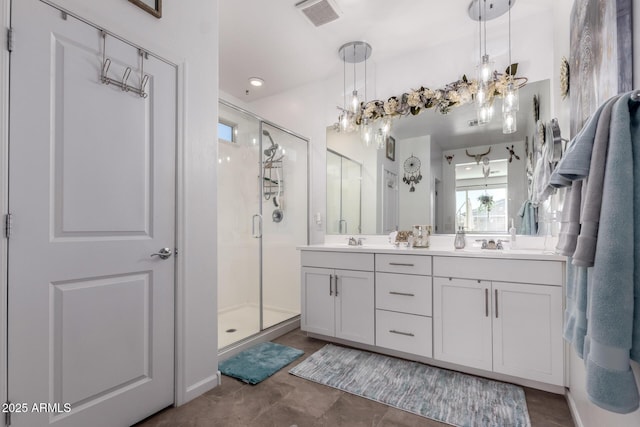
[121,67,132,91]
[101,58,111,85]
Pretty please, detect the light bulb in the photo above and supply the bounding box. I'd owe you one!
[361,119,373,148]
[477,101,494,125]
[375,129,385,149]
[476,87,486,104]
[351,90,360,113]
[503,83,519,112]
[503,111,517,134]
[381,117,392,137]
[477,55,493,84]
[340,113,349,132]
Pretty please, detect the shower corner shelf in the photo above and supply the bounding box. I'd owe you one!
[263,160,284,197]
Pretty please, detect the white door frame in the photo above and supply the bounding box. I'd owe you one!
[0,0,198,412]
[0,0,10,414]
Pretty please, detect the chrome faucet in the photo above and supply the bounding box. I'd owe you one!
[347,237,365,246]
[477,239,505,250]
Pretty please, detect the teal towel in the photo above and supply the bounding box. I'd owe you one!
[219,342,304,385]
[573,96,618,267]
[585,93,640,413]
[517,200,537,235]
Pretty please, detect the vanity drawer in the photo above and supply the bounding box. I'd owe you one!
[376,254,431,275]
[376,273,432,316]
[376,310,432,358]
[301,250,374,271]
[433,256,563,286]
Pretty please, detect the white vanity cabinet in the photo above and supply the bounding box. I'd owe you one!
[433,256,564,386]
[300,251,375,345]
[375,254,433,358]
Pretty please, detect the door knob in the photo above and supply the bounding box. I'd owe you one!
[150,248,173,260]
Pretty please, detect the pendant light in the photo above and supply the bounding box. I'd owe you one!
[337,41,372,136]
[360,46,374,147]
[476,0,494,125]
[502,0,518,134]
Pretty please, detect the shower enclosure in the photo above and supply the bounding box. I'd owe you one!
[217,101,309,351]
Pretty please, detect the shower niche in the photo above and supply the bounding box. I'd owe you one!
[217,101,309,351]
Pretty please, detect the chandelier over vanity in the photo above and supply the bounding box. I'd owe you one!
[334,0,527,146]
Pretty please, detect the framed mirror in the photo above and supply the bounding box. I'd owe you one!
[326,79,550,235]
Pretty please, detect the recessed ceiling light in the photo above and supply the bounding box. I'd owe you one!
[249,77,264,87]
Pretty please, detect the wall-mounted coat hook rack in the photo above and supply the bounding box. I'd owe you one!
[99,31,149,98]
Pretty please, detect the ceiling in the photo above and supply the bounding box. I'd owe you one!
[219,0,555,102]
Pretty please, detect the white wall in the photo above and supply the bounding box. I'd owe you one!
[0,0,220,405]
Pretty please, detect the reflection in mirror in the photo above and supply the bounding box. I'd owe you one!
[326,79,549,235]
[455,159,509,232]
[326,150,362,234]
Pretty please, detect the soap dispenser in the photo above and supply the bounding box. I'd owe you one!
[454,226,466,249]
[509,218,517,249]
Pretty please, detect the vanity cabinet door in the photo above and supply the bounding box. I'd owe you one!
[301,267,335,337]
[433,277,492,371]
[335,270,375,345]
[492,281,564,385]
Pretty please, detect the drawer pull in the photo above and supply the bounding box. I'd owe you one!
[389,262,415,267]
[389,291,415,297]
[389,329,415,337]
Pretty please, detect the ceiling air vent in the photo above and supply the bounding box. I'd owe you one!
[295,0,341,27]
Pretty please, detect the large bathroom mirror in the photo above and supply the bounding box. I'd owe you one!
[326,79,550,235]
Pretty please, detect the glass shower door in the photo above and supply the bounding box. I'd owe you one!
[261,123,308,329]
[217,103,261,349]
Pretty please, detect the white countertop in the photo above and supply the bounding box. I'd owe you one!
[298,243,566,261]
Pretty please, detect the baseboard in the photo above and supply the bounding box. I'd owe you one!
[565,389,585,427]
[183,374,219,403]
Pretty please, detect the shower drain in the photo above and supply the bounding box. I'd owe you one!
[225,328,237,333]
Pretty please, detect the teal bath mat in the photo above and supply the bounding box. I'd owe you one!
[290,344,531,427]
[219,342,304,385]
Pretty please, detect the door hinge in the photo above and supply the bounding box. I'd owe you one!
[4,213,12,239]
[4,401,11,426]
[7,28,13,52]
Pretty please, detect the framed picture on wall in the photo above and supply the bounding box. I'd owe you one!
[569,0,632,137]
[129,0,162,18]
[386,136,395,161]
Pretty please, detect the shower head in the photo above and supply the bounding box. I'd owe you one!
[263,130,275,145]
[262,130,279,157]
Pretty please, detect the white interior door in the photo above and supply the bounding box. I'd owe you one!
[8,1,176,426]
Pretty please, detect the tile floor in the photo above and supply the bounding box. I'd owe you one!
[136,328,575,427]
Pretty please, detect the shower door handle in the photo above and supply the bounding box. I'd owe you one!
[252,214,262,238]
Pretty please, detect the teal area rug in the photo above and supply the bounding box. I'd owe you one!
[219,342,304,385]
[289,344,531,427]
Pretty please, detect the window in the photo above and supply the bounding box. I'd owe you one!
[218,120,236,143]
[456,186,508,232]
[454,159,509,233]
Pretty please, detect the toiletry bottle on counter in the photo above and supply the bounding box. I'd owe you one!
[509,218,517,249]
[454,226,466,249]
